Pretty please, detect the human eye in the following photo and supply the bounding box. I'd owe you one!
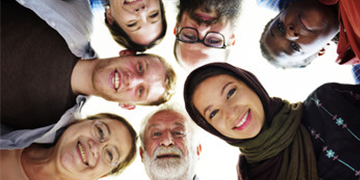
[291,42,301,52]
[183,33,197,41]
[103,146,119,166]
[277,20,285,33]
[127,21,137,28]
[137,63,143,74]
[149,11,159,18]
[173,131,184,137]
[138,86,144,98]
[93,121,109,142]
[106,149,114,161]
[209,109,219,119]
[227,88,236,99]
[152,132,161,136]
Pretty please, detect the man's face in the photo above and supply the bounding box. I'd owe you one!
[175,9,235,69]
[141,110,196,179]
[261,0,339,67]
[92,54,166,105]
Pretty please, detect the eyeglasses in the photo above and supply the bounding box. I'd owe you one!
[91,120,120,167]
[176,27,226,49]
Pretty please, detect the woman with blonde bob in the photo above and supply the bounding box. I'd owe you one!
[183,62,360,180]
[1,113,137,180]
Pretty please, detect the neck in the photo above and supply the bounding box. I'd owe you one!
[21,144,57,180]
[71,59,97,96]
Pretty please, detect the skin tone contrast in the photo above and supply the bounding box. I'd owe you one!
[261,0,339,67]
[193,74,265,139]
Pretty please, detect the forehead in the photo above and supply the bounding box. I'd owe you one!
[146,110,187,130]
[179,11,232,33]
[102,119,133,162]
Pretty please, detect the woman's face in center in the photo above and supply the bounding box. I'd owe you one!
[110,0,163,45]
[193,74,265,139]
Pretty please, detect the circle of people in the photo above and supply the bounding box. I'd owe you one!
[1,0,359,179]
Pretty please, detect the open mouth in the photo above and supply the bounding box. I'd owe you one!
[156,153,181,159]
[233,109,251,130]
[77,142,89,166]
[111,70,121,90]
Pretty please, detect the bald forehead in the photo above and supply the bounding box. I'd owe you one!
[148,110,187,125]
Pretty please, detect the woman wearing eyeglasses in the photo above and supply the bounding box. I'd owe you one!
[0,113,137,180]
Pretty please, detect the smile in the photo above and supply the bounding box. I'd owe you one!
[111,70,121,90]
[233,109,251,130]
[77,142,89,166]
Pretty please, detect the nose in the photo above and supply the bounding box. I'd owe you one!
[134,2,146,13]
[88,139,104,160]
[124,72,143,88]
[224,106,237,121]
[286,24,299,40]
[160,131,174,147]
[197,24,211,40]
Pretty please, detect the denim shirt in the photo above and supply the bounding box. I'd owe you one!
[0,96,87,150]
[15,0,96,59]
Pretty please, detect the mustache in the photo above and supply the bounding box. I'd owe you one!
[153,146,183,159]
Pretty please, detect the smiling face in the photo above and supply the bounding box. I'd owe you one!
[109,0,162,45]
[141,110,197,179]
[261,0,339,67]
[54,119,132,179]
[193,74,265,139]
[175,10,235,69]
[92,54,166,105]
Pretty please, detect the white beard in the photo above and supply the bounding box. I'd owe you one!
[142,145,197,180]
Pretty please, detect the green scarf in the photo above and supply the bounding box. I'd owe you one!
[234,101,318,180]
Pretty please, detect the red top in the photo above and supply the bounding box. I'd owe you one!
[320,0,360,65]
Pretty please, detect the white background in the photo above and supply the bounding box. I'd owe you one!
[83,0,354,179]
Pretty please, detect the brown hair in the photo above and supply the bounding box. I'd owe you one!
[104,1,167,52]
[86,113,138,175]
[142,53,177,105]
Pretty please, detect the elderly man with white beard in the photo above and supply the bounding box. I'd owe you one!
[139,104,202,180]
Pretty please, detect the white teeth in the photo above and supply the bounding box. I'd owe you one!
[113,71,120,90]
[125,0,136,3]
[78,142,88,165]
[235,110,249,128]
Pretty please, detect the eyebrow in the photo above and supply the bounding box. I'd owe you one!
[104,121,111,136]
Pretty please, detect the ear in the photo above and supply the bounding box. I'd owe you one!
[119,103,136,110]
[119,49,137,57]
[196,144,202,156]
[173,26,177,35]
[139,147,144,162]
[105,7,114,25]
[99,174,108,179]
[318,48,326,56]
[229,33,236,46]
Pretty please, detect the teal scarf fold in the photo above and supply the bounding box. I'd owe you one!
[234,101,318,180]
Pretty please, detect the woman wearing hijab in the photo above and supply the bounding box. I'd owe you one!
[183,62,360,180]
[1,113,137,180]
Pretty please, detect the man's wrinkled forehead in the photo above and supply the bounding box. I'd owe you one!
[147,110,187,129]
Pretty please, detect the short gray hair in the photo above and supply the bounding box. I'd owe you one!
[139,103,199,149]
